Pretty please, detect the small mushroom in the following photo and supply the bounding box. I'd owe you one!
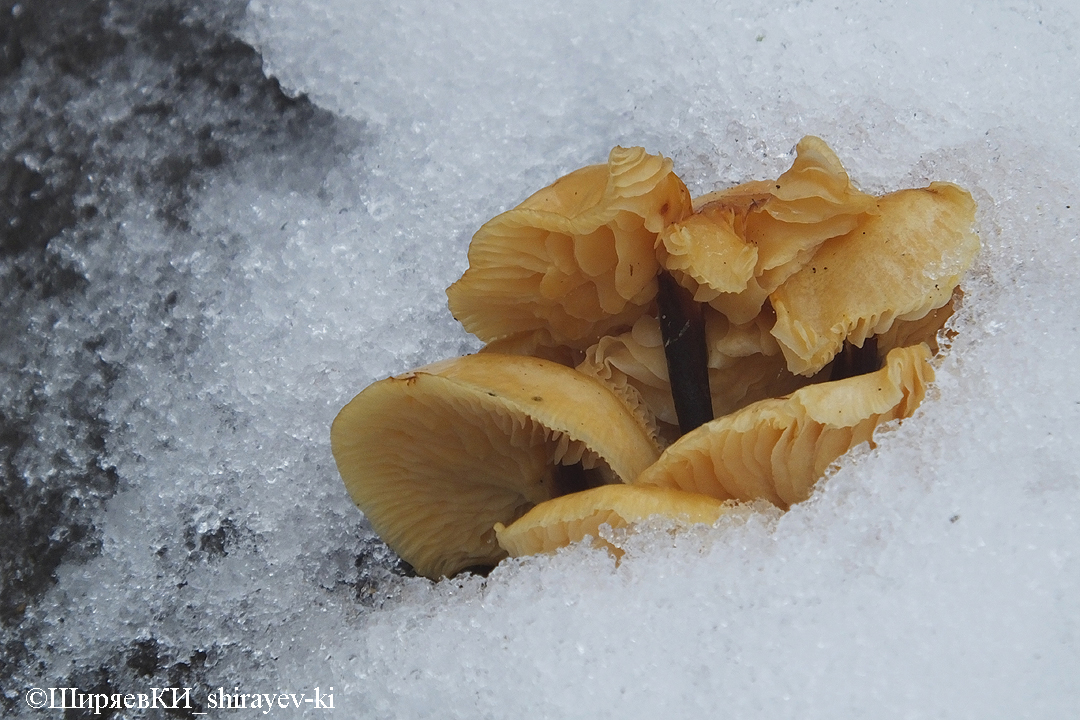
[770,182,979,376]
[659,203,758,300]
[494,484,733,560]
[662,136,878,325]
[330,353,661,578]
[633,344,934,508]
[446,146,692,351]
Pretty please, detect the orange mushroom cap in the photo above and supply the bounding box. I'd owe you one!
[770,182,979,376]
[447,146,692,350]
[494,484,734,559]
[330,353,661,578]
[665,136,878,324]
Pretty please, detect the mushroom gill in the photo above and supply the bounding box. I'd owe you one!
[633,344,934,508]
[873,288,960,359]
[330,353,661,579]
[494,484,733,560]
[446,146,692,351]
[576,308,811,443]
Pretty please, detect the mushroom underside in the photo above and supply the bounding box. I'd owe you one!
[633,343,935,508]
[331,354,661,578]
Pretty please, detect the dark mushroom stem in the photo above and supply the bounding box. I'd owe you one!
[829,336,881,381]
[552,461,590,497]
[656,270,713,435]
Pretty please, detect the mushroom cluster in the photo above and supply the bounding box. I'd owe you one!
[331,137,979,579]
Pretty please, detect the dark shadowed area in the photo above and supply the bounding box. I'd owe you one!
[0,2,397,713]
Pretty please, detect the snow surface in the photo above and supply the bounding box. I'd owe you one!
[8,0,1080,717]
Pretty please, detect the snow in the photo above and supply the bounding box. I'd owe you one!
[3,0,1078,717]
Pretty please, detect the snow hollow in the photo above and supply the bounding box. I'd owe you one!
[3,0,1078,718]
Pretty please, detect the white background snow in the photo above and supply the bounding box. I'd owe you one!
[20,0,1080,717]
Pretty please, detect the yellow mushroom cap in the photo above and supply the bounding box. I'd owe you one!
[446,146,692,350]
[330,353,661,578]
[633,344,934,508]
[494,484,733,559]
[676,136,878,324]
[659,204,758,298]
[770,182,979,376]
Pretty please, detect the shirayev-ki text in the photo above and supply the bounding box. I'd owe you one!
[24,686,335,714]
